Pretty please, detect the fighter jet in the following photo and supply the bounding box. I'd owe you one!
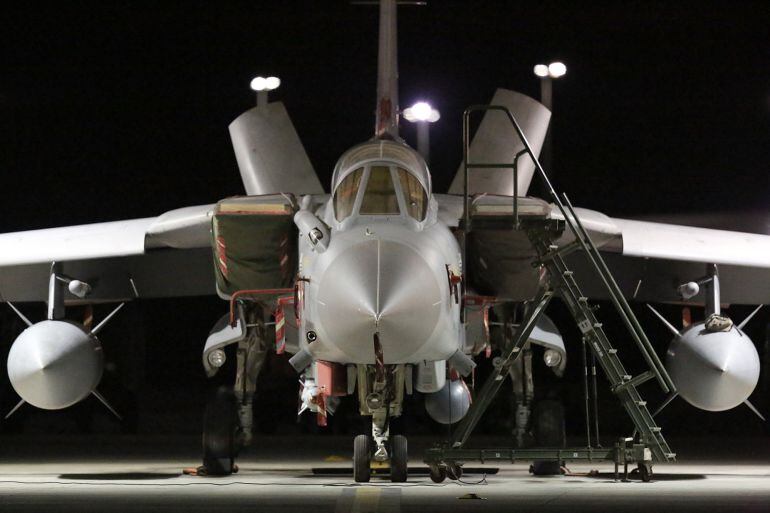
[2,0,769,483]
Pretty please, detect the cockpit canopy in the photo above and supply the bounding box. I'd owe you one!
[331,140,431,223]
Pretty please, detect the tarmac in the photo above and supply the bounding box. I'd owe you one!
[0,435,768,512]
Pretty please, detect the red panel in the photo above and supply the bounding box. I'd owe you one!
[316,360,347,397]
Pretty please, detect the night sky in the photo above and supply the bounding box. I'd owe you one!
[3,1,770,232]
[1,2,770,438]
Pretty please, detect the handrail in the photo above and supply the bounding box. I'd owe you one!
[562,196,674,392]
[461,105,521,321]
[461,104,675,393]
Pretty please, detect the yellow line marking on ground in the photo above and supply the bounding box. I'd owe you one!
[353,487,381,513]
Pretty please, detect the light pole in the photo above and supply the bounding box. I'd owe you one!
[403,101,440,164]
[533,62,566,173]
[250,76,281,107]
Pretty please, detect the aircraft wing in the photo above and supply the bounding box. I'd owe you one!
[0,98,322,305]
[564,217,770,305]
[0,204,216,303]
[0,193,306,304]
[440,194,770,305]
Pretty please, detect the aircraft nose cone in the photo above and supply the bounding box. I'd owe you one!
[316,238,443,362]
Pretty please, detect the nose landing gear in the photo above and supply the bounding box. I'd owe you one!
[390,435,408,482]
[353,434,371,482]
[353,362,408,481]
[352,433,408,483]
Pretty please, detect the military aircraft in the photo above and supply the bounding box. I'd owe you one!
[2,0,768,483]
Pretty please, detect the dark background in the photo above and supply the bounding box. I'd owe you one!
[1,1,769,446]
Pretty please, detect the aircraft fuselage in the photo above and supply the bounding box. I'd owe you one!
[294,140,464,365]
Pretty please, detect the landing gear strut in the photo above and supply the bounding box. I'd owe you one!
[353,363,408,482]
[200,306,267,476]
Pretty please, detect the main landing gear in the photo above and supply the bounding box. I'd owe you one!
[200,307,268,476]
[201,387,239,475]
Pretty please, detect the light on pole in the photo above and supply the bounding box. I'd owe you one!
[403,101,440,164]
[250,76,281,107]
[533,62,566,173]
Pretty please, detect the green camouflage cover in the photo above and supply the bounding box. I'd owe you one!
[211,194,297,298]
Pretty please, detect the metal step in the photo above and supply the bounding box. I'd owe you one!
[528,227,674,462]
[452,103,675,467]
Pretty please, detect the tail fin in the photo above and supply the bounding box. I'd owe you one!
[229,102,323,195]
[374,0,399,139]
[448,89,551,197]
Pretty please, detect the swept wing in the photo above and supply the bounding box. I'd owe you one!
[450,194,770,305]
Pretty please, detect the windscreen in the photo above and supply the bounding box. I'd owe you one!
[359,166,400,215]
[397,168,427,221]
[333,167,364,221]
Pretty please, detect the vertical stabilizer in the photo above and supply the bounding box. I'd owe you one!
[448,89,551,196]
[375,0,399,139]
[229,102,323,195]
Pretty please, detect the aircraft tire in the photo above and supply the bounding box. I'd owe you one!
[531,399,566,476]
[429,465,447,483]
[638,462,653,482]
[202,387,237,476]
[390,435,408,482]
[353,434,371,482]
[446,462,463,480]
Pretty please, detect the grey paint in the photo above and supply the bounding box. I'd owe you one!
[7,320,103,410]
[666,323,760,411]
[202,312,246,377]
[528,314,567,376]
[424,379,472,425]
[145,204,214,249]
[448,89,551,196]
[566,252,770,305]
[0,248,216,303]
[229,102,323,196]
[295,142,463,365]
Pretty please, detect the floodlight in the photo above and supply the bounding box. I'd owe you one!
[250,75,281,92]
[403,102,440,123]
[534,62,567,79]
[265,76,281,90]
[533,64,549,77]
[548,62,567,78]
[250,77,266,91]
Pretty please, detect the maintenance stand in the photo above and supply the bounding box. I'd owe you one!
[424,105,677,483]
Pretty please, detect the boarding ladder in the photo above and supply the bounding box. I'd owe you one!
[448,105,676,464]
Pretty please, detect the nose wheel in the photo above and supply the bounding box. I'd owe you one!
[390,434,408,482]
[353,434,371,482]
[352,434,409,482]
